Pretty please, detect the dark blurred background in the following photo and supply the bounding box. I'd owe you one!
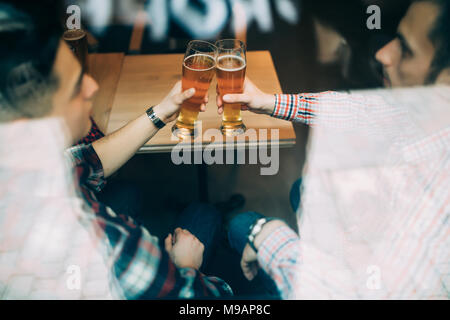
[67,0,413,297]
[69,0,412,91]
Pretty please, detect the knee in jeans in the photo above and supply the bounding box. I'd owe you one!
[228,212,264,236]
[229,211,263,226]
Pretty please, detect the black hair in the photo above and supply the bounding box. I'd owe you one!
[0,1,64,121]
[421,0,450,83]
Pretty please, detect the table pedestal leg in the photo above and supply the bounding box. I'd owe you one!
[198,163,209,203]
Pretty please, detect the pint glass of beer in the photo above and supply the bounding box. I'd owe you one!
[172,40,217,138]
[63,29,89,73]
[215,39,246,136]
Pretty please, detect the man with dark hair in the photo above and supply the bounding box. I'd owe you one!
[220,0,449,299]
[0,1,62,121]
[375,0,450,86]
[0,1,231,299]
[421,0,450,83]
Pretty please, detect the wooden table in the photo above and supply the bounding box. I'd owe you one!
[88,53,125,133]
[107,51,296,153]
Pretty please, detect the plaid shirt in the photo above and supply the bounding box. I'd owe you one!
[0,118,231,299]
[75,117,105,146]
[259,87,449,299]
[66,143,233,299]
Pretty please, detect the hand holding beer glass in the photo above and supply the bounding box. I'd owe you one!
[216,39,247,136]
[172,40,217,138]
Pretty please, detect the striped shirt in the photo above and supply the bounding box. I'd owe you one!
[258,86,449,299]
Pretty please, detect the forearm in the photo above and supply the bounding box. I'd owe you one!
[134,254,233,299]
[254,221,300,299]
[139,242,233,298]
[270,91,376,129]
[92,82,196,178]
[92,113,158,178]
[108,222,232,299]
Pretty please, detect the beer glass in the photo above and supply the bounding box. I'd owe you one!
[172,40,217,138]
[215,39,246,136]
[63,29,89,73]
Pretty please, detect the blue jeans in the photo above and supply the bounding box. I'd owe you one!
[173,202,222,272]
[289,178,302,213]
[227,212,281,299]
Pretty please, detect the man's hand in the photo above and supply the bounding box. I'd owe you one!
[241,243,259,281]
[216,78,275,116]
[241,220,287,281]
[164,228,204,270]
[154,81,208,123]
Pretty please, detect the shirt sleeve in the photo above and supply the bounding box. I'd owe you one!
[272,92,376,128]
[65,144,106,192]
[94,208,233,299]
[257,225,300,300]
[68,144,233,299]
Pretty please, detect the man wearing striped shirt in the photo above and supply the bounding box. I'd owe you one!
[221,0,449,299]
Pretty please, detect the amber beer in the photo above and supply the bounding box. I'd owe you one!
[176,55,215,133]
[172,41,217,138]
[217,55,246,134]
[215,39,247,136]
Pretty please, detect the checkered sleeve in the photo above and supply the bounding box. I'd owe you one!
[272,92,372,128]
[66,143,106,192]
[68,143,233,299]
[257,226,300,300]
[78,200,234,299]
[77,188,234,299]
[103,216,233,299]
[272,93,321,124]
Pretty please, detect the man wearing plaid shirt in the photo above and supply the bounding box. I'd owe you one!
[0,1,231,299]
[222,0,449,299]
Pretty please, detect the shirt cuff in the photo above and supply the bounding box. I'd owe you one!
[257,225,300,273]
[271,94,298,121]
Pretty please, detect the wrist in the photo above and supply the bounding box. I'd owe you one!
[254,220,286,249]
[152,104,169,123]
[262,93,276,115]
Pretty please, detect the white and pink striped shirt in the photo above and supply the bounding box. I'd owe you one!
[259,86,449,299]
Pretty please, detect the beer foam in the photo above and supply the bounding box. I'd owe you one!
[63,29,86,41]
[183,54,216,71]
[217,55,246,72]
